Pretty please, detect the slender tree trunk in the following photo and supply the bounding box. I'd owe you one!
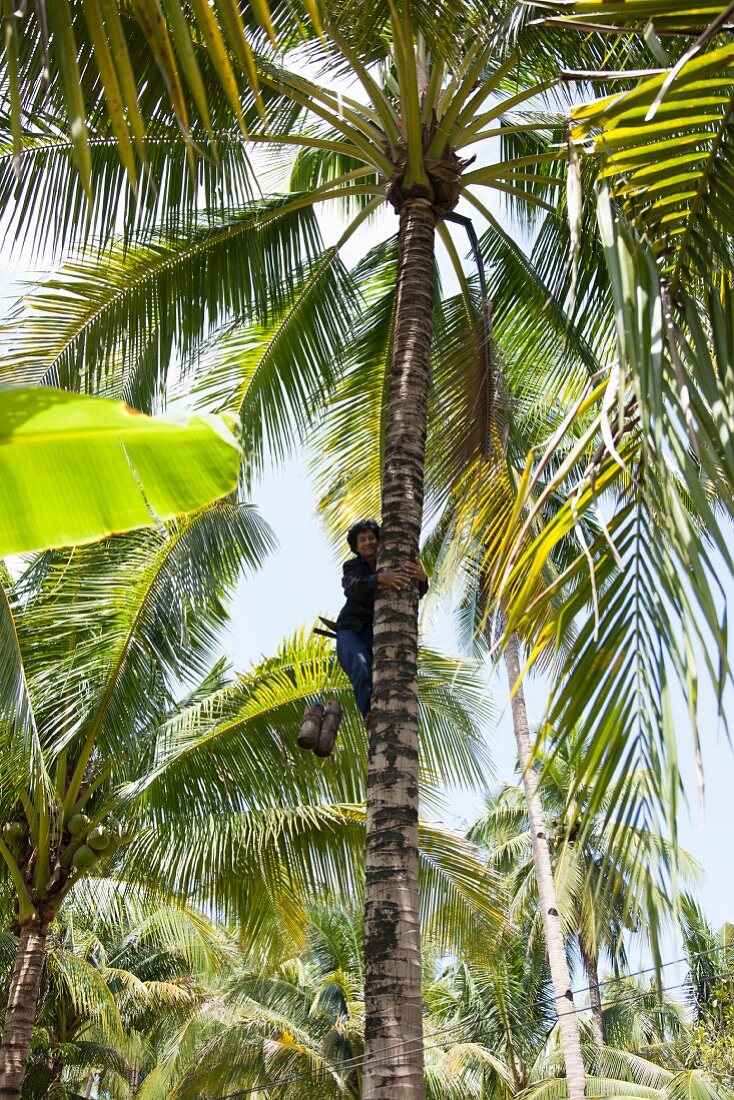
[505,632,586,1100]
[0,920,48,1100]
[581,942,604,1046]
[364,196,436,1100]
[130,1061,141,1094]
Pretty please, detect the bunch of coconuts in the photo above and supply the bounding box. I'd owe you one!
[2,820,25,853]
[62,814,124,871]
[2,814,124,874]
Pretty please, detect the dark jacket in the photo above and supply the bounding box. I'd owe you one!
[335,555,428,640]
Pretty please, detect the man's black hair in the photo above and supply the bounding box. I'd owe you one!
[347,519,381,553]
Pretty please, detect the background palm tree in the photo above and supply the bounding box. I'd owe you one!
[598,976,687,1068]
[469,736,699,1046]
[0,501,270,1098]
[485,0,734,867]
[10,886,730,1099]
[0,879,230,1098]
[680,897,734,1090]
[145,901,365,1099]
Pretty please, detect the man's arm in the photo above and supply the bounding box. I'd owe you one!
[403,559,429,598]
[342,558,417,596]
[342,559,378,600]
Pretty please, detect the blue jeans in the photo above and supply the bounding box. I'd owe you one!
[336,629,372,717]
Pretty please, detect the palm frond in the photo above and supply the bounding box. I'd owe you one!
[312,0,501,80]
[0,0,274,190]
[416,647,494,794]
[569,43,734,294]
[541,0,734,36]
[124,630,492,821]
[0,567,45,810]
[492,193,734,877]
[310,236,399,545]
[21,501,273,776]
[193,246,360,485]
[65,875,235,977]
[0,120,254,255]
[49,943,124,1044]
[664,1070,732,1100]
[478,204,607,377]
[290,136,385,215]
[418,820,506,956]
[101,627,497,959]
[122,802,504,968]
[1,196,326,393]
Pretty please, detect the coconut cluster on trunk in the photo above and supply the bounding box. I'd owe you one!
[386,127,473,215]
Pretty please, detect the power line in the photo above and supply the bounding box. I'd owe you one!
[571,940,732,999]
[213,957,734,1099]
[558,966,734,1022]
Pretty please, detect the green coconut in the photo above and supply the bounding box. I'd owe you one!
[3,821,25,844]
[104,824,122,853]
[86,825,110,852]
[68,813,90,837]
[72,844,97,871]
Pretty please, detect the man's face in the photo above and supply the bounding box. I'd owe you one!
[355,530,378,561]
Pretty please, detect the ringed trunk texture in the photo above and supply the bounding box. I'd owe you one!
[0,920,48,1100]
[582,943,605,1046]
[505,633,587,1100]
[364,196,436,1100]
[130,1061,141,1095]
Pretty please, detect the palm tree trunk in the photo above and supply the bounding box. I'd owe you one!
[130,1061,141,1094]
[505,632,586,1100]
[581,943,604,1046]
[364,195,436,1100]
[0,920,48,1100]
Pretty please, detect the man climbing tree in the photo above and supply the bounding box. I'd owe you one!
[298,519,428,756]
[335,520,428,726]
